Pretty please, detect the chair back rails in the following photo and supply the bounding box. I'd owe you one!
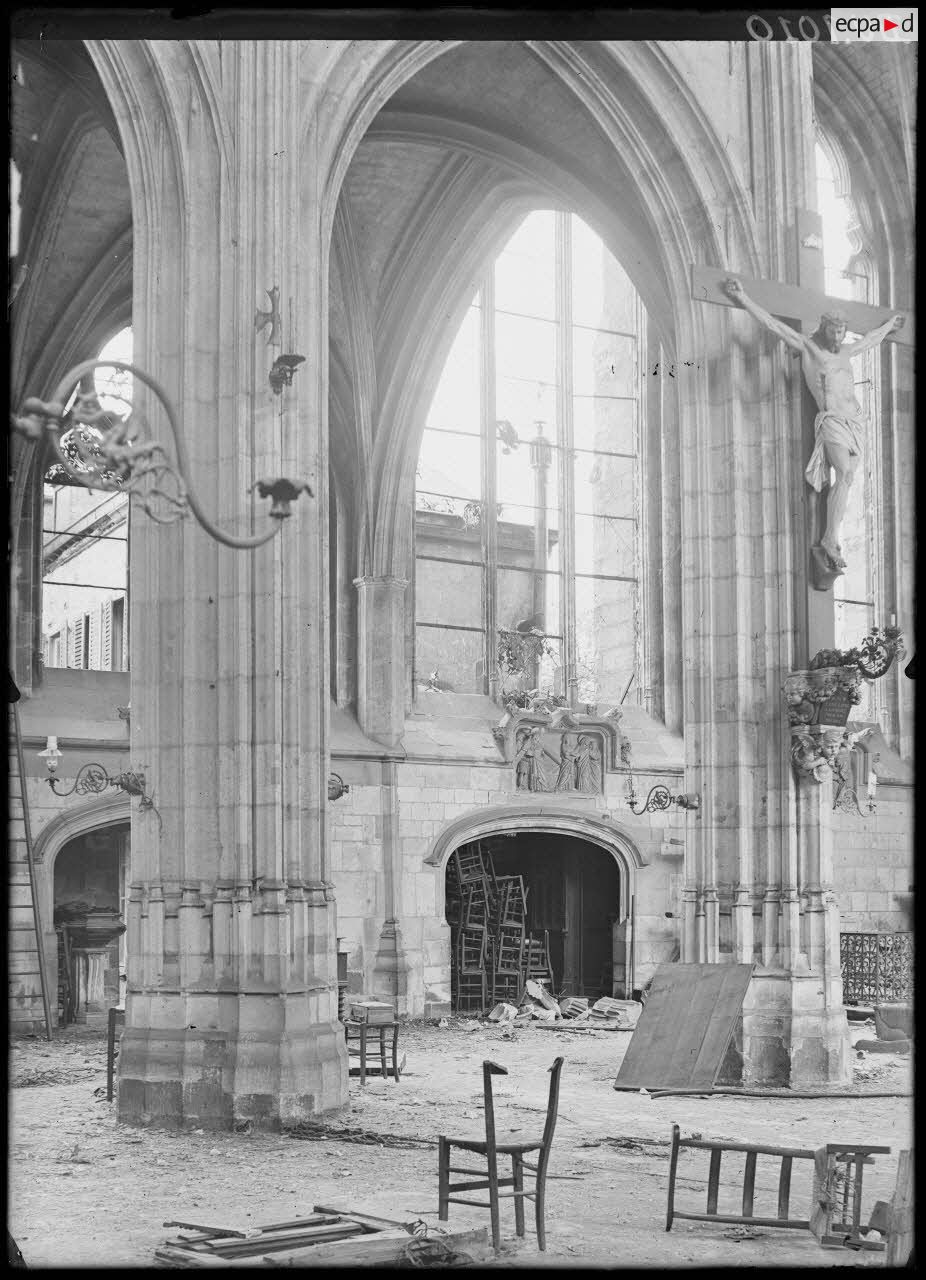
[666,1124,890,1250]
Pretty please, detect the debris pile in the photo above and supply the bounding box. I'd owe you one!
[485,981,642,1031]
[853,1002,913,1056]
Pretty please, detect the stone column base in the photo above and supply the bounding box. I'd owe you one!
[371,919,417,1016]
[117,992,348,1131]
[741,969,850,1087]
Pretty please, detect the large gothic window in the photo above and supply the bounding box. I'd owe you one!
[414,211,644,708]
[41,327,131,672]
[816,139,882,719]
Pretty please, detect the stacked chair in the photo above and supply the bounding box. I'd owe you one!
[522,929,555,988]
[447,845,556,1013]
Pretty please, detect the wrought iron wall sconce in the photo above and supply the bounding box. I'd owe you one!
[328,772,350,801]
[38,736,161,827]
[809,622,906,681]
[628,784,701,815]
[12,358,312,550]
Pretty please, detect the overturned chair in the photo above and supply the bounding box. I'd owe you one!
[437,1056,564,1252]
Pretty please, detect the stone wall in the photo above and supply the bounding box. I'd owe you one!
[329,698,691,1015]
[832,781,914,933]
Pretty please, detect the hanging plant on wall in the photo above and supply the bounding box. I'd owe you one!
[497,627,557,677]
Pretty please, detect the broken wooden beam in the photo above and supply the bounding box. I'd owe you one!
[260,1226,491,1268]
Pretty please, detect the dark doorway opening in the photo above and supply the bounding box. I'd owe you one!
[446,832,621,1010]
[53,826,128,1026]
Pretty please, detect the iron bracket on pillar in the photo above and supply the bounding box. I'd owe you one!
[11,359,312,550]
[328,772,350,801]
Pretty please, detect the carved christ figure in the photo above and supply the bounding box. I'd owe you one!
[554,734,579,791]
[723,278,904,573]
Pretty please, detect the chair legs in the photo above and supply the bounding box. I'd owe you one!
[438,1136,450,1222]
[535,1165,547,1251]
[487,1149,501,1252]
[512,1154,525,1237]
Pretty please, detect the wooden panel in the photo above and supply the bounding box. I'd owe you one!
[687,964,753,1089]
[614,963,754,1091]
[885,1149,914,1266]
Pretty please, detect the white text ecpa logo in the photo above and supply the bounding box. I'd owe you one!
[830,9,918,40]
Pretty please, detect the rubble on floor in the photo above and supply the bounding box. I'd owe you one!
[851,1007,914,1059]
[482,983,642,1031]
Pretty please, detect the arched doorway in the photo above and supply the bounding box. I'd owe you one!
[52,823,129,1026]
[446,831,623,1012]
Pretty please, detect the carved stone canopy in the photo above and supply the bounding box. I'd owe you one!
[493,706,631,796]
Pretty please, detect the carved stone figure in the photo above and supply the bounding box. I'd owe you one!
[790,727,841,782]
[514,725,548,792]
[723,277,904,575]
[554,733,579,791]
[832,733,855,809]
[496,708,623,795]
[575,734,603,794]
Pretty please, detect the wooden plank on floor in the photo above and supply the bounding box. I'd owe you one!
[614,963,754,1091]
[260,1225,491,1268]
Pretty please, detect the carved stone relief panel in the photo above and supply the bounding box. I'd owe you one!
[493,707,630,796]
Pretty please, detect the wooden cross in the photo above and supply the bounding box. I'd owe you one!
[692,211,913,645]
[691,265,913,349]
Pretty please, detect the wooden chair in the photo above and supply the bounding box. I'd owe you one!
[522,930,554,991]
[453,927,488,1012]
[490,922,525,1005]
[666,1123,890,1249]
[437,1057,564,1252]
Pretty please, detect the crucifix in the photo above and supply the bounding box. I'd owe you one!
[692,214,912,643]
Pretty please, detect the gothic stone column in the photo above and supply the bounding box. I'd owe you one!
[678,41,854,1087]
[94,40,347,1129]
[354,575,408,747]
[740,671,852,1086]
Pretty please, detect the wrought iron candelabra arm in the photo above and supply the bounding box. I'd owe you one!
[13,359,312,550]
[45,761,163,830]
[46,761,149,802]
[627,782,701,815]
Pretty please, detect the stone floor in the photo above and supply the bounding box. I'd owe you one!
[8,1017,912,1268]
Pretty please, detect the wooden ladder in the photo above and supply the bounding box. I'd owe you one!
[8,702,53,1038]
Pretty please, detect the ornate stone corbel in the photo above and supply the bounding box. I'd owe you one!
[783,665,862,730]
[789,725,843,782]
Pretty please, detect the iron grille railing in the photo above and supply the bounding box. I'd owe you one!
[840,931,913,1005]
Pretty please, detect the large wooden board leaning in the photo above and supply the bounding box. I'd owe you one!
[614,963,754,1091]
